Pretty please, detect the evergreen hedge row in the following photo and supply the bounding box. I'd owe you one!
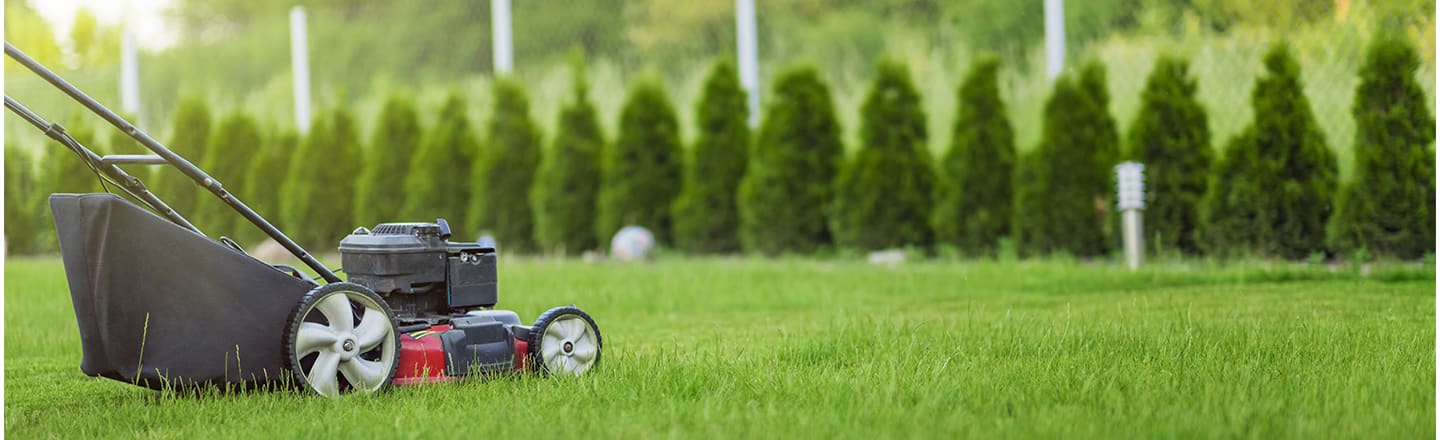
[402,93,480,236]
[1126,55,1211,254]
[355,95,422,228]
[282,107,363,251]
[532,64,604,255]
[672,59,750,254]
[597,78,683,246]
[933,55,1015,255]
[471,79,541,252]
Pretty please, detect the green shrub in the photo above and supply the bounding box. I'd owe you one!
[195,111,264,243]
[832,59,936,250]
[282,107,364,251]
[5,143,39,254]
[148,96,210,220]
[1202,43,1338,259]
[933,55,1015,255]
[243,129,297,236]
[1013,61,1120,258]
[355,95,422,228]
[672,58,750,254]
[470,79,541,253]
[597,78,682,245]
[738,66,844,255]
[1329,34,1435,259]
[1126,55,1212,254]
[49,115,109,195]
[403,94,480,236]
[532,64,604,255]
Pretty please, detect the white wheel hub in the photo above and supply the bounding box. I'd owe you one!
[541,316,599,375]
[294,290,396,396]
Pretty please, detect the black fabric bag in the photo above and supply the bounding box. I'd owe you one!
[50,193,315,390]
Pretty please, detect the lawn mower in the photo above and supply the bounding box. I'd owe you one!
[3,42,602,396]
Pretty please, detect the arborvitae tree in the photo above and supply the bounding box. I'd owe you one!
[149,97,211,220]
[5,143,38,254]
[1330,34,1435,259]
[1013,61,1119,257]
[282,108,364,251]
[471,79,541,253]
[50,115,109,195]
[355,95,422,228]
[933,56,1015,255]
[1126,55,1212,254]
[195,111,264,243]
[1202,43,1338,259]
[672,58,750,254]
[738,66,844,255]
[831,60,936,250]
[596,78,682,245]
[403,94,480,236]
[244,129,298,235]
[532,66,604,255]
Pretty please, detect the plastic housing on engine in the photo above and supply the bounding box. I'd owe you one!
[339,221,498,321]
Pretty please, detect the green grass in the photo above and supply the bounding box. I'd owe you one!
[4,256,1434,438]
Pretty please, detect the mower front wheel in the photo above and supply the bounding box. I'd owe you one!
[284,282,401,396]
[529,306,602,376]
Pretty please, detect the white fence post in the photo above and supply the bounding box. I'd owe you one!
[736,0,760,128]
[1044,0,1065,81]
[492,0,513,75]
[290,6,312,134]
[119,28,141,124]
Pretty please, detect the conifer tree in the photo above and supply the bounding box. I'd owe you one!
[149,97,210,219]
[532,65,604,255]
[282,108,364,251]
[1202,43,1338,258]
[471,79,541,252]
[737,66,844,255]
[1013,61,1119,257]
[196,111,264,242]
[1127,55,1211,254]
[244,129,298,234]
[832,59,936,250]
[596,78,682,245]
[49,115,108,195]
[5,143,38,254]
[1330,34,1435,259]
[672,58,750,254]
[355,95,422,228]
[933,56,1015,255]
[403,94,480,236]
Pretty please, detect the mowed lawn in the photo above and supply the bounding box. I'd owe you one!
[4,256,1434,438]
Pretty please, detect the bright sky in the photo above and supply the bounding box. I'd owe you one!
[30,0,178,50]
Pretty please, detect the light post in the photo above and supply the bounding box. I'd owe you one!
[1115,162,1145,270]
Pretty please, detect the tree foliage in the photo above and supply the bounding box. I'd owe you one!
[672,59,750,254]
[471,79,542,252]
[282,107,364,251]
[1202,43,1338,258]
[1329,34,1435,259]
[737,66,844,255]
[5,144,40,254]
[597,78,683,245]
[402,94,480,236]
[1126,55,1211,254]
[933,56,1015,255]
[149,97,211,221]
[244,129,298,237]
[831,59,936,250]
[196,111,264,243]
[1013,61,1119,257]
[355,95,422,227]
[532,65,605,255]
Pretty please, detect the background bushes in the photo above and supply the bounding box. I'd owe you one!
[672,59,749,254]
[355,95,422,228]
[471,79,542,252]
[831,60,936,250]
[281,107,363,251]
[933,56,1015,255]
[597,78,682,246]
[1126,55,1211,255]
[148,96,210,220]
[737,66,844,255]
[1202,43,1338,259]
[532,64,604,255]
[402,94,480,236]
[195,111,263,243]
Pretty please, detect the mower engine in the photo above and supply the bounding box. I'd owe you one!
[336,220,600,384]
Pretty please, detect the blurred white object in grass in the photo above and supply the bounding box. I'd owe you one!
[610,225,655,261]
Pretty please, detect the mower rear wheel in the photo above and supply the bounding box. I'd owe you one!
[284,282,401,396]
[529,306,602,376]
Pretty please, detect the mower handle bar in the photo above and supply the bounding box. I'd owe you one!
[3,41,341,284]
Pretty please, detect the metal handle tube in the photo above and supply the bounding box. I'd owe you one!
[4,42,341,283]
[4,96,202,234]
[101,154,169,165]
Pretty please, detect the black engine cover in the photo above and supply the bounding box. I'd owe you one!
[339,221,498,321]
